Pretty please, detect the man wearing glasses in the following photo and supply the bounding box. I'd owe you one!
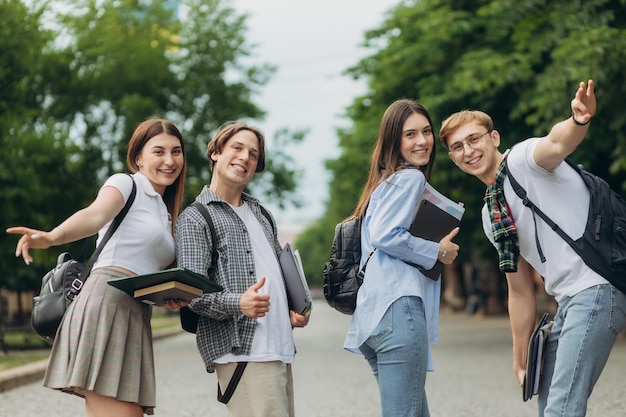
[439,80,626,417]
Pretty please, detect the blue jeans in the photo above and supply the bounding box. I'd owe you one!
[539,284,626,417]
[359,296,430,417]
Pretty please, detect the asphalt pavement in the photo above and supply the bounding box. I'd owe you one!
[1,299,625,416]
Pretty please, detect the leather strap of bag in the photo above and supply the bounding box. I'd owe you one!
[217,362,248,404]
[82,174,137,279]
[75,238,92,263]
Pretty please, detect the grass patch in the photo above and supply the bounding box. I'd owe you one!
[3,332,50,349]
[151,312,180,331]
[0,352,49,372]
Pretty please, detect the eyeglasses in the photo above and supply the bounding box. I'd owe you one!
[448,130,493,154]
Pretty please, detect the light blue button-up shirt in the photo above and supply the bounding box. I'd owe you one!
[344,168,441,371]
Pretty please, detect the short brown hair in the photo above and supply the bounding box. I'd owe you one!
[439,110,494,149]
[206,121,266,172]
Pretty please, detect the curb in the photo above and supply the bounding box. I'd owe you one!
[0,327,183,393]
[0,358,49,393]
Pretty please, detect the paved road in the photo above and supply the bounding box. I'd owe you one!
[1,299,625,416]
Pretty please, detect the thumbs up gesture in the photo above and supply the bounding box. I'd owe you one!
[240,277,271,318]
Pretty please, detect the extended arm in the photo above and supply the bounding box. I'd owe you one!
[533,80,596,170]
[7,186,125,264]
[505,256,538,387]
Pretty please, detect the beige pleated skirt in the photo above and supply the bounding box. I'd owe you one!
[43,267,156,415]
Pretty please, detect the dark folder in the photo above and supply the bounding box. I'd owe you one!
[279,243,312,315]
[108,267,222,306]
[408,199,462,280]
[523,312,552,401]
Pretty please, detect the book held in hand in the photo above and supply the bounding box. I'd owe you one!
[279,243,313,315]
[523,312,553,401]
[408,183,465,280]
[107,267,223,307]
[134,281,203,306]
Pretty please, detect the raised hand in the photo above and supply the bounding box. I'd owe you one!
[571,79,596,124]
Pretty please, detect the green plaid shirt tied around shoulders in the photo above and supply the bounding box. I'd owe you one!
[485,158,519,272]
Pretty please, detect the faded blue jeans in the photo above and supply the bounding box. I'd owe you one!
[539,284,626,417]
[359,296,430,417]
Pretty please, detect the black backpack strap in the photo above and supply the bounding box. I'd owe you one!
[217,362,248,404]
[260,205,276,232]
[83,174,137,276]
[191,201,218,264]
[75,238,93,263]
[179,202,219,334]
[353,217,375,274]
[504,159,581,263]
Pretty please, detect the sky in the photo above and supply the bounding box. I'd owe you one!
[231,0,399,235]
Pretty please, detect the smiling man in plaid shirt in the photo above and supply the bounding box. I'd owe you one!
[174,121,310,417]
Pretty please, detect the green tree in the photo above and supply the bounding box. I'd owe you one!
[298,0,626,298]
[47,0,184,173]
[0,1,96,317]
[48,0,299,200]
[1,0,302,309]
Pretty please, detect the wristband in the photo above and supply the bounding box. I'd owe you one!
[571,112,591,126]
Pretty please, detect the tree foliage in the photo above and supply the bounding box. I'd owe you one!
[297,0,626,288]
[1,0,302,298]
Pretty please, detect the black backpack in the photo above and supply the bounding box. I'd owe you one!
[505,158,626,293]
[322,217,375,315]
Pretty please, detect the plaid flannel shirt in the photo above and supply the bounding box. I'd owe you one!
[485,158,520,272]
[174,187,281,373]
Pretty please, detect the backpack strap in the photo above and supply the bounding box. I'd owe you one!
[191,202,218,268]
[179,202,219,334]
[349,216,375,275]
[504,158,581,263]
[84,174,137,276]
[217,362,248,404]
[259,205,275,231]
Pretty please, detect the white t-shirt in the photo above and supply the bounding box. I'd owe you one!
[481,138,607,303]
[91,172,176,275]
[215,202,295,364]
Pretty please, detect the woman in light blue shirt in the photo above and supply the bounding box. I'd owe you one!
[344,99,460,417]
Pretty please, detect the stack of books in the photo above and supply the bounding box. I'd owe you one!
[108,267,222,306]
